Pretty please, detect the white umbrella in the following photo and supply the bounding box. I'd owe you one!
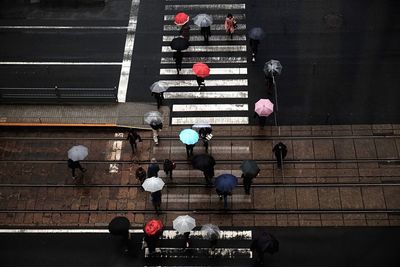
[142,177,165,193]
[150,81,169,93]
[144,111,163,125]
[201,224,220,239]
[173,215,196,234]
[68,145,88,161]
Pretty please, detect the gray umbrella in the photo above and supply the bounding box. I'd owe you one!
[248,27,265,40]
[150,81,169,93]
[201,224,220,239]
[263,60,282,76]
[144,111,163,124]
[193,14,213,27]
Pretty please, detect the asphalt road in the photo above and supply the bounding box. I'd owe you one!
[0,227,399,267]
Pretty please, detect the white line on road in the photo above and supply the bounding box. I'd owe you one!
[161,56,247,64]
[163,24,246,31]
[164,14,246,21]
[164,91,248,99]
[162,194,252,203]
[117,0,139,103]
[162,45,247,52]
[145,247,252,258]
[159,79,248,87]
[172,104,248,112]
[171,117,249,125]
[0,62,122,66]
[163,35,247,42]
[0,26,128,30]
[160,68,247,75]
[165,4,246,10]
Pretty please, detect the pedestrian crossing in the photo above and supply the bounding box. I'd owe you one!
[161,0,250,125]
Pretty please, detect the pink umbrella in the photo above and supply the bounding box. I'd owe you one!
[255,99,274,117]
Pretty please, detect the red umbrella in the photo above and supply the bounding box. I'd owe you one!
[192,62,210,78]
[175,12,189,26]
[144,219,163,236]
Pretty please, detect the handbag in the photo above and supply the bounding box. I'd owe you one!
[205,133,213,141]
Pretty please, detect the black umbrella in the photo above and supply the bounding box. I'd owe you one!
[170,37,189,51]
[192,154,215,171]
[108,216,130,236]
[251,232,279,254]
[240,160,260,177]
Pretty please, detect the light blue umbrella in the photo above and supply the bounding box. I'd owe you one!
[179,129,199,145]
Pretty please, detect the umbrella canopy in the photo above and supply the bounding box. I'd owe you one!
[193,13,213,27]
[240,160,260,177]
[201,224,220,239]
[255,99,274,117]
[144,111,163,125]
[192,62,210,78]
[248,27,265,40]
[150,81,169,93]
[142,177,165,193]
[264,59,283,76]
[108,216,130,236]
[173,215,196,234]
[254,232,279,254]
[175,12,189,26]
[68,145,88,161]
[214,174,237,192]
[144,219,163,236]
[179,129,199,145]
[191,154,215,171]
[170,37,189,51]
[192,123,211,129]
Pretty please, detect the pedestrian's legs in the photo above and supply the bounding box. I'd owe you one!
[203,140,209,153]
[244,180,251,194]
[189,146,194,157]
[71,167,76,178]
[152,129,159,145]
[76,162,86,173]
[223,194,228,209]
[186,146,190,158]
[183,232,190,248]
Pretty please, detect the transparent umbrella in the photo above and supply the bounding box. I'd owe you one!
[68,145,88,161]
[150,81,169,93]
[144,111,163,125]
[193,14,213,27]
[201,224,220,239]
[263,60,282,76]
[173,215,196,234]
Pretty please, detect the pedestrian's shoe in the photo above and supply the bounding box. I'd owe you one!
[72,176,77,180]
[219,195,223,200]
[198,86,202,91]
[252,57,256,62]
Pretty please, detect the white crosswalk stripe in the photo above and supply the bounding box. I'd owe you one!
[161,3,249,125]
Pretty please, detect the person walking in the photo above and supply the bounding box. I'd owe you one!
[163,159,175,180]
[147,158,160,178]
[151,190,162,215]
[68,159,86,180]
[150,121,163,145]
[126,129,142,154]
[200,26,211,43]
[144,227,163,255]
[199,127,212,153]
[253,112,267,128]
[151,92,164,109]
[250,231,279,265]
[173,50,183,74]
[186,144,195,158]
[203,166,214,186]
[272,142,287,169]
[250,38,260,62]
[216,189,231,209]
[135,166,147,190]
[180,22,190,41]
[183,231,191,248]
[242,171,258,195]
[196,75,205,91]
[224,13,236,39]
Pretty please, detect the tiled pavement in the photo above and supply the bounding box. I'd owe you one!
[1,122,400,228]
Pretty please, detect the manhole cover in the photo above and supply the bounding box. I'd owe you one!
[324,13,344,28]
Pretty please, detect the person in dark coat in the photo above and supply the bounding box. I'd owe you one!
[68,159,86,180]
[241,170,259,195]
[203,166,214,186]
[250,38,260,62]
[250,231,279,265]
[183,231,191,248]
[144,228,163,255]
[135,166,146,190]
[150,121,163,145]
[209,232,218,250]
[200,26,211,43]
[180,23,190,41]
[272,142,287,169]
[147,158,160,177]
[151,190,162,215]
[163,159,175,180]
[199,127,212,153]
[216,189,231,209]
[126,129,142,154]
[173,50,183,74]
[196,75,205,91]
[185,144,195,158]
[151,92,164,109]
[108,216,131,252]
[253,112,267,128]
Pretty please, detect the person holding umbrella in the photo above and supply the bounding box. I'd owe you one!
[150,81,168,109]
[173,50,183,74]
[199,126,212,153]
[254,98,274,128]
[179,129,199,158]
[126,128,142,155]
[142,176,165,214]
[192,62,210,91]
[201,224,220,250]
[144,111,163,145]
[151,190,162,215]
[192,154,215,186]
[224,13,236,39]
[193,13,213,44]
[173,215,196,248]
[170,37,189,75]
[144,219,164,255]
[250,231,279,265]
[248,27,265,62]
[67,145,88,180]
[273,142,287,169]
[214,174,238,209]
[240,160,260,194]
[108,216,131,253]
[175,12,191,41]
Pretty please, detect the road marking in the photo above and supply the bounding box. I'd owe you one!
[117,0,140,103]
[162,45,247,52]
[0,62,122,66]
[160,68,247,75]
[163,34,247,42]
[108,139,122,173]
[153,147,250,153]
[0,229,144,234]
[164,14,246,21]
[0,26,128,30]
[164,91,248,99]
[161,56,247,64]
[161,230,252,240]
[165,4,246,10]
[172,104,248,111]
[171,117,249,125]
[145,247,252,258]
[159,79,248,87]
[163,24,246,31]
[162,194,252,203]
